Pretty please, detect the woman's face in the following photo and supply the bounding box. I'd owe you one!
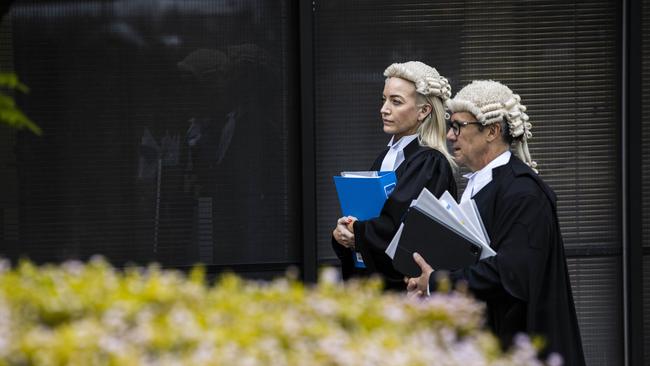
[381,77,423,141]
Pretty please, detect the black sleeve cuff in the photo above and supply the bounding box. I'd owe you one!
[331,235,355,280]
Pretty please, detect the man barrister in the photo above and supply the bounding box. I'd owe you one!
[407,80,585,366]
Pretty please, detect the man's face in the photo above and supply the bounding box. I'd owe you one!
[446,111,489,172]
[381,77,423,141]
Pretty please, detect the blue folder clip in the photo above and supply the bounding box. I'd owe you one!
[333,171,397,268]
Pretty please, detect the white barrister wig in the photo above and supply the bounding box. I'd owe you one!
[446,80,537,172]
[383,61,452,101]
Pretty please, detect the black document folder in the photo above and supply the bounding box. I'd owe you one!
[392,207,482,277]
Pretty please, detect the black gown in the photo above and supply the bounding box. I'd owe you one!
[332,138,457,291]
[431,155,585,366]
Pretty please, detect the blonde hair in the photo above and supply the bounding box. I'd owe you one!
[416,94,456,170]
[384,61,456,170]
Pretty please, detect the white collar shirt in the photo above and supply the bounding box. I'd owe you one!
[380,134,419,172]
[460,150,512,204]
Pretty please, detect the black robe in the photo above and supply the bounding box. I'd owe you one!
[431,155,585,366]
[332,139,457,291]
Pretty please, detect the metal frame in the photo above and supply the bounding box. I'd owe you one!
[623,0,643,364]
[299,0,317,283]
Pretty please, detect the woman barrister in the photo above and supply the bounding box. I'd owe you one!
[332,61,457,291]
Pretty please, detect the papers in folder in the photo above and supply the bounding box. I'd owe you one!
[333,171,397,221]
[385,188,496,277]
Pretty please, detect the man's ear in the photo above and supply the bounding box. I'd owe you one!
[418,104,432,122]
[486,122,501,142]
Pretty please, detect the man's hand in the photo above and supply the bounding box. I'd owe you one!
[332,216,357,249]
[406,253,434,298]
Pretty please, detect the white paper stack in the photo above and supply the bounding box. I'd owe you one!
[386,188,496,260]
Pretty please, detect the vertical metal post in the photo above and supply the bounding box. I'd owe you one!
[299,0,317,282]
[623,0,643,364]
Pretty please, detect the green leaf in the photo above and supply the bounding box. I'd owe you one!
[0,92,42,135]
[0,72,29,93]
[0,73,41,135]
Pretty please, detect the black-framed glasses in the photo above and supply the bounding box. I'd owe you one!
[446,120,482,136]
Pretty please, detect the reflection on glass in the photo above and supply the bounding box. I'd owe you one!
[3,0,297,267]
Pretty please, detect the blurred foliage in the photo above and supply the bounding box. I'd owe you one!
[0,72,41,135]
[0,258,559,366]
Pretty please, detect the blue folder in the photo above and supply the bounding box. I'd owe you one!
[333,171,397,220]
[333,171,397,268]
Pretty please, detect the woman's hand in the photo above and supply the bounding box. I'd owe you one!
[332,216,357,248]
